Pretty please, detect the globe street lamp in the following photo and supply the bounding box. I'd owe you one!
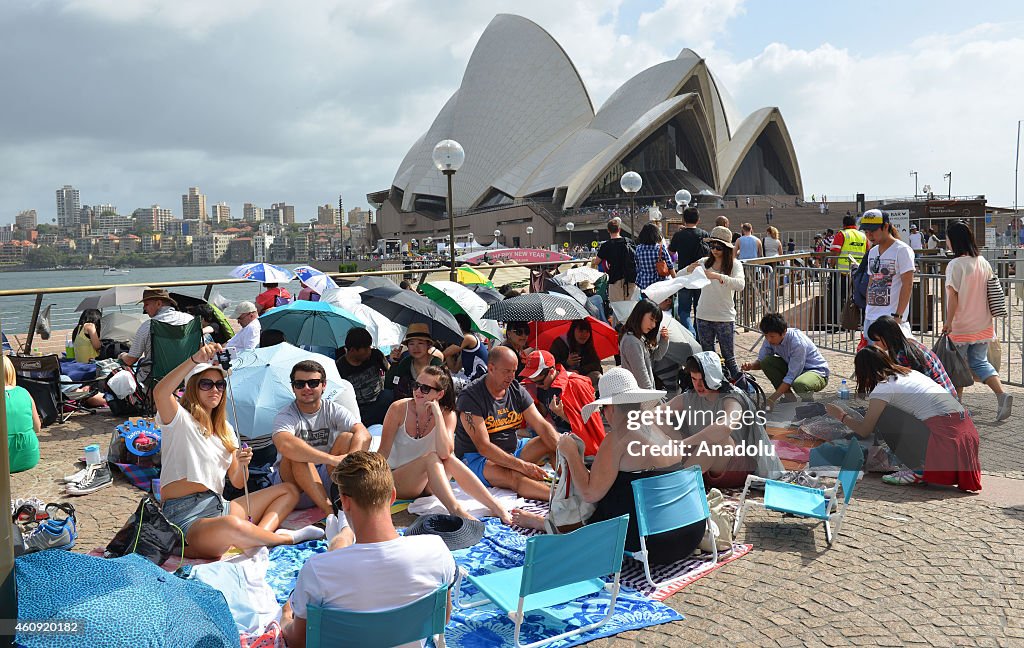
[493,229,501,247]
[674,189,691,208]
[620,171,642,237]
[526,225,534,248]
[566,221,575,252]
[432,139,465,281]
[468,232,474,251]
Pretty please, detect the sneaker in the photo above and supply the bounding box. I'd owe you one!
[61,466,90,485]
[882,468,924,486]
[24,516,77,552]
[997,393,1013,422]
[777,470,822,489]
[65,463,113,496]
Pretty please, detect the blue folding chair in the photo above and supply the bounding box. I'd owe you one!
[733,441,864,546]
[631,466,718,588]
[453,515,629,648]
[306,582,450,648]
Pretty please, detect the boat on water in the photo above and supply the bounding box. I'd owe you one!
[103,267,130,275]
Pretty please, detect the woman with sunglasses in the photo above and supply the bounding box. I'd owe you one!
[501,321,534,377]
[377,365,511,523]
[685,225,746,381]
[155,342,323,559]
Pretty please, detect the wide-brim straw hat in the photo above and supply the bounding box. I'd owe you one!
[581,367,665,420]
[708,226,735,249]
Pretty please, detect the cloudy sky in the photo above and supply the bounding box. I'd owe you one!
[2,0,1022,226]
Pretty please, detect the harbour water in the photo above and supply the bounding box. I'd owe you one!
[0,265,268,336]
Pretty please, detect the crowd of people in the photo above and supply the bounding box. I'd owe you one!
[8,202,1012,640]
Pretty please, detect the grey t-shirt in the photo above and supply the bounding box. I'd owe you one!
[272,400,358,453]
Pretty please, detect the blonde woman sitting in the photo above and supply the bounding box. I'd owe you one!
[378,365,511,524]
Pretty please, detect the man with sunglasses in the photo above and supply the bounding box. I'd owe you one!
[272,360,371,517]
[519,350,605,457]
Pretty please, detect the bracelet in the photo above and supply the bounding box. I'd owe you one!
[190,355,199,365]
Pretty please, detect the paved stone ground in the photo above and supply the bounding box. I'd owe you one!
[10,331,1024,647]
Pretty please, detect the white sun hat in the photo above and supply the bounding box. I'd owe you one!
[581,367,666,421]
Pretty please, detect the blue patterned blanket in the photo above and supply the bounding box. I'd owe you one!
[265,519,682,648]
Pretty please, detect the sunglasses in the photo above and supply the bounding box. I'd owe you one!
[709,242,727,251]
[412,381,442,394]
[291,378,325,390]
[198,379,227,392]
[509,328,529,335]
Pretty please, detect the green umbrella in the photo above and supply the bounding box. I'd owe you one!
[420,281,500,341]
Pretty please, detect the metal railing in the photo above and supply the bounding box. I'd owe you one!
[736,252,1024,386]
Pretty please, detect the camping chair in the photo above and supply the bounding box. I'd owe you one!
[306,583,450,648]
[453,515,629,648]
[146,319,202,388]
[630,466,718,588]
[8,354,102,425]
[733,441,864,547]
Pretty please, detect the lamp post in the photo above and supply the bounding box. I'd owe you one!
[432,139,465,282]
[493,229,501,247]
[526,225,534,248]
[673,189,691,234]
[565,221,575,252]
[909,170,919,197]
[620,171,642,237]
[943,172,952,199]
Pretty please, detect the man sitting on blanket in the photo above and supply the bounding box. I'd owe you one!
[282,451,456,648]
[272,360,371,518]
[454,346,560,501]
[518,350,605,457]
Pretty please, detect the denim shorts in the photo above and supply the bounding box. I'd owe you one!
[162,491,230,544]
[460,438,529,488]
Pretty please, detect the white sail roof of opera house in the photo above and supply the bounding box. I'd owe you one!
[389,14,803,212]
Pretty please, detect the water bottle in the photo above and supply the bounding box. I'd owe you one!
[65,334,75,360]
[838,379,850,401]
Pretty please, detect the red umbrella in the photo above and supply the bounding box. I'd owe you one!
[529,316,619,360]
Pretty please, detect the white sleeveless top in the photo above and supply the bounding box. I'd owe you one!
[387,403,436,469]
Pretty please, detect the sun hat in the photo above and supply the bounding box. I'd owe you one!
[860,209,888,231]
[185,361,228,385]
[910,223,918,231]
[403,322,433,344]
[689,351,726,390]
[138,289,177,307]
[233,301,257,317]
[581,367,665,421]
[708,226,735,249]
[519,350,556,382]
[405,514,485,551]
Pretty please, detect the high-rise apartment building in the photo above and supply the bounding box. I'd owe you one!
[56,185,81,228]
[192,234,232,264]
[253,232,274,263]
[182,187,207,222]
[210,202,230,224]
[133,205,175,233]
[15,210,37,231]
[317,204,339,225]
[243,203,263,223]
[271,202,295,225]
[348,207,372,226]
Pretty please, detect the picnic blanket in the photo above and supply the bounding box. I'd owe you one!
[510,500,752,601]
[264,519,682,648]
[14,551,238,648]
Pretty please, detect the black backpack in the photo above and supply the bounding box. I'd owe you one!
[620,238,637,284]
[851,253,871,310]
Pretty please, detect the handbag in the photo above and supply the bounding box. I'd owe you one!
[698,488,734,554]
[987,276,1007,318]
[655,245,671,278]
[932,334,974,389]
[544,434,595,534]
[841,295,862,331]
[104,496,184,565]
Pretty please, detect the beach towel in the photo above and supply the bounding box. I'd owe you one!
[408,485,524,519]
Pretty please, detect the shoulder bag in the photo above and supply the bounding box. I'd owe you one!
[544,434,595,534]
[987,276,1007,318]
[655,245,671,278]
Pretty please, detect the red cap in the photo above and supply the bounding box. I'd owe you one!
[519,350,555,382]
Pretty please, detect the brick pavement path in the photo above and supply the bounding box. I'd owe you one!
[11,331,1024,646]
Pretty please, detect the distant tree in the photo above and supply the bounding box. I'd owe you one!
[25,246,61,268]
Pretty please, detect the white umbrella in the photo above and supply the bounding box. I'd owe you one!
[320,287,403,349]
[563,266,605,285]
[100,312,148,344]
[230,263,296,284]
[421,281,502,340]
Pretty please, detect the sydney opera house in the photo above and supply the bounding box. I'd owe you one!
[370,14,803,249]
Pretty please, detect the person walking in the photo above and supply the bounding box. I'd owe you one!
[686,226,746,381]
[634,223,674,291]
[942,221,1013,420]
[859,209,914,347]
[668,207,709,335]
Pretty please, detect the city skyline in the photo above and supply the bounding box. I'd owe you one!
[2,1,1023,226]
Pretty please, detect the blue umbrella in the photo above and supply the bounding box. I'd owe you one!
[225,343,356,439]
[293,265,324,283]
[259,300,364,348]
[230,262,296,284]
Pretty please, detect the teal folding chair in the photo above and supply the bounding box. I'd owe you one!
[305,582,450,648]
[631,466,718,588]
[734,441,864,546]
[453,515,629,648]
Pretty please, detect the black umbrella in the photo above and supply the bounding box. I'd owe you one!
[360,289,464,345]
[544,277,588,305]
[467,284,503,304]
[482,293,588,323]
[169,292,210,311]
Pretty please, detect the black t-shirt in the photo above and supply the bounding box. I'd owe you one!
[597,238,636,283]
[454,376,534,457]
[335,349,387,405]
[668,227,710,267]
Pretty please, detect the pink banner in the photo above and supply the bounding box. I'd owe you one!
[458,248,574,264]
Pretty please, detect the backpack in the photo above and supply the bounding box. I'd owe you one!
[544,434,595,534]
[104,496,184,565]
[620,238,637,284]
[851,252,871,310]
